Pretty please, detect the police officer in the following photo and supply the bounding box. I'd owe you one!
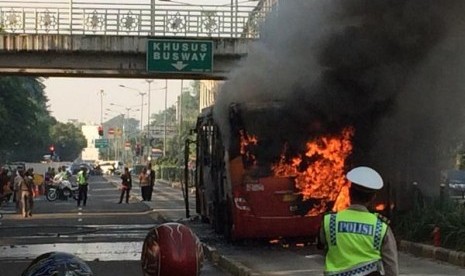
[320,166,399,276]
[76,166,88,207]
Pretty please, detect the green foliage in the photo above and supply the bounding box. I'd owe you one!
[50,122,87,161]
[0,76,88,163]
[151,80,199,168]
[394,198,465,251]
[0,77,53,162]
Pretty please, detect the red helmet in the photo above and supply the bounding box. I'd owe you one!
[141,223,204,276]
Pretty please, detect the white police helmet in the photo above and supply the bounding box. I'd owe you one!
[346,166,383,190]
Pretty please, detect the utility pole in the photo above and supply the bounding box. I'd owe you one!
[163,79,168,157]
[99,89,104,126]
[179,79,183,143]
[146,79,153,145]
[139,92,146,133]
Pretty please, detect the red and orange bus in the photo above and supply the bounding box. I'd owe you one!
[192,102,354,241]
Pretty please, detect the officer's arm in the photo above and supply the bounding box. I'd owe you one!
[381,226,399,276]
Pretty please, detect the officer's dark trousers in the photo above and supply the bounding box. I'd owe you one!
[77,185,88,207]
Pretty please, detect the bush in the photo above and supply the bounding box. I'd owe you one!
[394,198,465,251]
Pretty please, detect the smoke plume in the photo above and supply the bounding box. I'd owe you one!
[214,0,465,195]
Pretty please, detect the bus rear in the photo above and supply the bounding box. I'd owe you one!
[194,102,354,241]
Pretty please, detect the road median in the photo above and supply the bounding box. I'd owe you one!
[400,240,465,267]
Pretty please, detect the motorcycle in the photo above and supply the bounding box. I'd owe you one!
[46,180,79,201]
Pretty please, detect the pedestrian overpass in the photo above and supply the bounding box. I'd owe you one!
[0,0,268,80]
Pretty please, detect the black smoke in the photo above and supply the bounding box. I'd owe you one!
[214,0,465,195]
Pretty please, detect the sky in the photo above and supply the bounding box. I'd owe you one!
[42,0,259,124]
[44,78,186,124]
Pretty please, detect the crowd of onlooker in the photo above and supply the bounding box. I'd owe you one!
[0,166,37,217]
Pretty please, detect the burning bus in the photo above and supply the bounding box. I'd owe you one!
[187,0,464,241]
[192,101,355,241]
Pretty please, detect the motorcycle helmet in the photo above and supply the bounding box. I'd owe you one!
[141,222,204,276]
[22,251,93,276]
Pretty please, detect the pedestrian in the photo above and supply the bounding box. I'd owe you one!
[320,166,399,276]
[0,168,11,205]
[13,169,22,210]
[139,167,150,201]
[76,166,89,207]
[17,169,33,218]
[147,162,155,201]
[118,167,132,204]
[25,168,35,209]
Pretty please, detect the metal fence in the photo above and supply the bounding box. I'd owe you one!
[0,0,268,38]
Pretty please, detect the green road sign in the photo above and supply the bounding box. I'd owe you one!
[95,139,109,149]
[147,39,213,73]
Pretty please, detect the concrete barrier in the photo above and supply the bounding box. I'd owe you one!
[202,244,254,276]
[400,240,465,268]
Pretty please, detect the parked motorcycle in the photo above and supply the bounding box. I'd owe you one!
[46,180,79,201]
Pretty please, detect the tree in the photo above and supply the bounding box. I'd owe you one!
[0,77,53,162]
[50,122,87,161]
[154,80,200,167]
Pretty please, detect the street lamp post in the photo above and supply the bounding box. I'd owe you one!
[99,89,104,126]
[139,92,146,133]
[163,79,168,157]
[108,104,141,164]
[118,85,147,133]
[146,79,153,146]
[179,80,183,142]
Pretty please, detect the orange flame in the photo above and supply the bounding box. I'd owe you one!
[240,130,258,166]
[272,127,354,215]
[375,203,386,211]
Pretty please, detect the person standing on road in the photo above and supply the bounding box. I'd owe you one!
[147,162,155,201]
[0,168,11,203]
[139,167,150,201]
[320,166,398,276]
[77,166,89,207]
[13,169,22,210]
[118,167,132,204]
[18,169,33,218]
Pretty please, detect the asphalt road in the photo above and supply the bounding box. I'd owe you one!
[107,176,465,276]
[0,175,230,276]
[2,175,464,275]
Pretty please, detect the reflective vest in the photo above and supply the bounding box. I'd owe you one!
[77,171,87,185]
[323,209,388,276]
[62,171,69,180]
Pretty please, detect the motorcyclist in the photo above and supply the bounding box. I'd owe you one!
[52,167,64,183]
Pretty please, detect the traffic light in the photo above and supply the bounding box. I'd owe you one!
[135,144,141,156]
[49,145,55,157]
[98,126,103,136]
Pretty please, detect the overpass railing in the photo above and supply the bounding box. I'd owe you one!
[0,0,269,38]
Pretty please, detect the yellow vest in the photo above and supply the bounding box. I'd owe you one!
[323,209,388,275]
[77,171,86,185]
